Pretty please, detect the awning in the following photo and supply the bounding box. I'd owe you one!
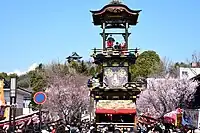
[96,109,136,114]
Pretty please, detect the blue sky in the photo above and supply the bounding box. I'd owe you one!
[0,0,200,73]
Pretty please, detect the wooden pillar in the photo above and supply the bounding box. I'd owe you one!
[102,23,106,49]
[125,22,129,49]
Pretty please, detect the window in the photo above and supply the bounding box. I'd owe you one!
[182,71,188,76]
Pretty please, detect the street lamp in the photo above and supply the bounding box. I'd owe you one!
[9,77,17,132]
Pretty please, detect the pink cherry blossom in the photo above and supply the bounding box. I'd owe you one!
[136,77,198,118]
[43,64,89,123]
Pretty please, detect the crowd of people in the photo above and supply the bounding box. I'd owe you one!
[0,114,199,133]
[0,120,200,133]
[136,121,200,133]
[0,119,93,133]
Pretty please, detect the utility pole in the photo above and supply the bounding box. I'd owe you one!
[39,105,42,133]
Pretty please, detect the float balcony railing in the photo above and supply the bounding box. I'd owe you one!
[93,95,138,100]
[91,48,139,57]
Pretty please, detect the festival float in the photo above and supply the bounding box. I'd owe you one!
[88,0,144,132]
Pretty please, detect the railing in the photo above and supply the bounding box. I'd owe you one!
[91,48,139,57]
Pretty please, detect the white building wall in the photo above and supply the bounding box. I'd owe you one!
[16,94,24,108]
[4,90,26,108]
[3,88,32,115]
[179,67,200,79]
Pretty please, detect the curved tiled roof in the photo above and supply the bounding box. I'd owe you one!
[90,2,141,26]
[90,2,141,14]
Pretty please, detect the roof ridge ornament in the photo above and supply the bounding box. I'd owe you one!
[110,0,122,4]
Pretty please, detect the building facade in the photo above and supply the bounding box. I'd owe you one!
[3,80,32,118]
[179,67,200,79]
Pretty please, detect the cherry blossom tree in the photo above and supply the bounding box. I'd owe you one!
[43,63,89,123]
[136,77,198,118]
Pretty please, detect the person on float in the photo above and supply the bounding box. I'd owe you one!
[119,42,126,54]
[120,42,126,50]
[106,35,115,48]
[114,42,120,50]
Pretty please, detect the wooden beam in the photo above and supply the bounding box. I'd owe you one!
[100,33,131,36]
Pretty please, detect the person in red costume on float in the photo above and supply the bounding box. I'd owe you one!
[106,35,115,48]
[120,42,126,49]
[120,42,126,54]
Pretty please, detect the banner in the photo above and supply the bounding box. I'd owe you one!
[182,109,199,128]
